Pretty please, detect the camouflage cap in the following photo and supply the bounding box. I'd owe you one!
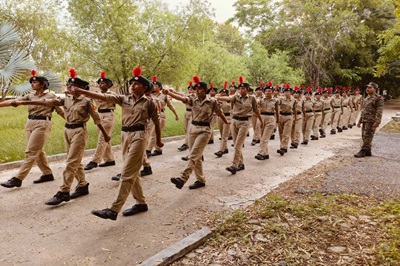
[366,82,378,89]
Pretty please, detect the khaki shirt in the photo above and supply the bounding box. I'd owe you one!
[219,101,231,114]
[279,97,295,113]
[46,94,100,125]
[259,97,278,113]
[342,97,351,107]
[153,92,175,112]
[19,90,64,118]
[229,94,258,117]
[303,99,314,112]
[186,95,221,123]
[331,96,342,108]
[104,93,159,127]
[294,99,303,114]
[313,99,323,111]
[95,90,117,111]
[322,97,331,110]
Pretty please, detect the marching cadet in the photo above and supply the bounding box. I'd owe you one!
[208,84,218,144]
[177,82,195,151]
[146,76,179,156]
[217,76,263,174]
[301,87,315,145]
[290,86,303,149]
[330,87,342,134]
[255,83,279,160]
[311,88,323,140]
[270,84,281,140]
[348,89,356,128]
[339,88,353,130]
[214,82,231,157]
[354,82,384,158]
[84,71,116,170]
[14,69,110,205]
[0,70,64,188]
[167,76,229,189]
[251,84,264,146]
[351,88,363,127]
[277,84,296,155]
[320,88,332,138]
[72,67,162,220]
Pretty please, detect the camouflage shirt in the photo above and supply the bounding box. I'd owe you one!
[359,93,384,124]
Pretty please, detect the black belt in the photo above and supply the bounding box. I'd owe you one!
[261,112,275,116]
[121,125,145,132]
[315,110,322,113]
[223,113,230,116]
[160,109,165,112]
[98,109,113,113]
[296,111,302,115]
[305,110,314,113]
[186,108,192,111]
[280,112,292,116]
[65,123,84,129]
[324,108,331,111]
[191,120,210,127]
[233,116,249,121]
[28,115,51,121]
[334,106,340,108]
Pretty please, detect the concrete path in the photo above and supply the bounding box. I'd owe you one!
[0,103,397,265]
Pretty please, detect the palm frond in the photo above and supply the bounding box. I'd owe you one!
[0,22,21,66]
[8,82,31,96]
[0,50,36,86]
[43,72,63,93]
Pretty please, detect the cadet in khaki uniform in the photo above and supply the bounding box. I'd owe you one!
[0,70,64,188]
[215,82,231,157]
[15,69,110,205]
[146,77,179,156]
[208,84,218,144]
[330,88,342,134]
[178,82,195,151]
[255,84,279,160]
[320,89,332,138]
[270,84,281,140]
[301,88,315,145]
[277,84,297,156]
[354,82,384,158]
[339,89,353,130]
[290,86,303,149]
[168,76,229,189]
[84,72,116,170]
[350,88,362,127]
[311,89,323,140]
[217,76,263,174]
[251,84,264,146]
[74,67,162,220]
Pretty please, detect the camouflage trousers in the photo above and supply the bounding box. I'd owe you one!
[361,122,376,150]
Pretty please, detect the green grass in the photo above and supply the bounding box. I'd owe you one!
[0,101,186,163]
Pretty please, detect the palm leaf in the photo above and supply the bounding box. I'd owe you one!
[0,50,36,86]
[0,22,21,67]
[8,81,31,96]
[8,72,64,96]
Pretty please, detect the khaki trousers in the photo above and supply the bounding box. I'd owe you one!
[258,115,276,155]
[60,127,88,192]
[278,115,293,149]
[147,113,165,152]
[251,114,261,140]
[321,111,331,132]
[340,107,351,128]
[302,113,315,141]
[92,112,115,163]
[209,115,217,141]
[217,116,231,151]
[142,124,152,168]
[291,115,303,144]
[350,108,359,125]
[183,110,192,146]
[313,113,323,136]
[111,130,147,213]
[180,125,211,183]
[231,119,250,167]
[331,108,341,129]
[16,119,52,180]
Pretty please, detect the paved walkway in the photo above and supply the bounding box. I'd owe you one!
[0,102,397,265]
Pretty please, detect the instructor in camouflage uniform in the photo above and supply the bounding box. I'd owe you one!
[354,82,384,158]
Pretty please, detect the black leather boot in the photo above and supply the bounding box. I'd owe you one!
[354,149,366,158]
[70,183,89,199]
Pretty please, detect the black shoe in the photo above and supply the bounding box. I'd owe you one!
[301,140,308,145]
[33,174,54,184]
[140,166,152,176]
[255,154,269,160]
[228,136,233,140]
[214,151,224,157]
[270,134,275,140]
[207,139,214,144]
[181,156,188,161]
[277,149,285,156]
[290,143,298,149]
[171,177,184,189]
[348,125,353,129]
[330,129,336,135]
[342,126,348,130]
[177,144,189,151]
[223,149,228,154]
[311,136,318,140]
[99,161,116,167]
[84,161,98,171]
[189,181,205,189]
[319,129,323,134]
[70,183,89,199]
[45,191,70,205]
[337,127,343,132]
[151,150,162,156]
[1,177,22,188]
[146,150,152,157]
[256,140,260,144]
[365,150,372,156]
[226,166,237,174]
[111,173,121,181]
[123,204,148,216]
[237,164,245,171]
[320,134,326,138]
[354,149,367,158]
[91,208,117,220]
[251,139,257,146]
